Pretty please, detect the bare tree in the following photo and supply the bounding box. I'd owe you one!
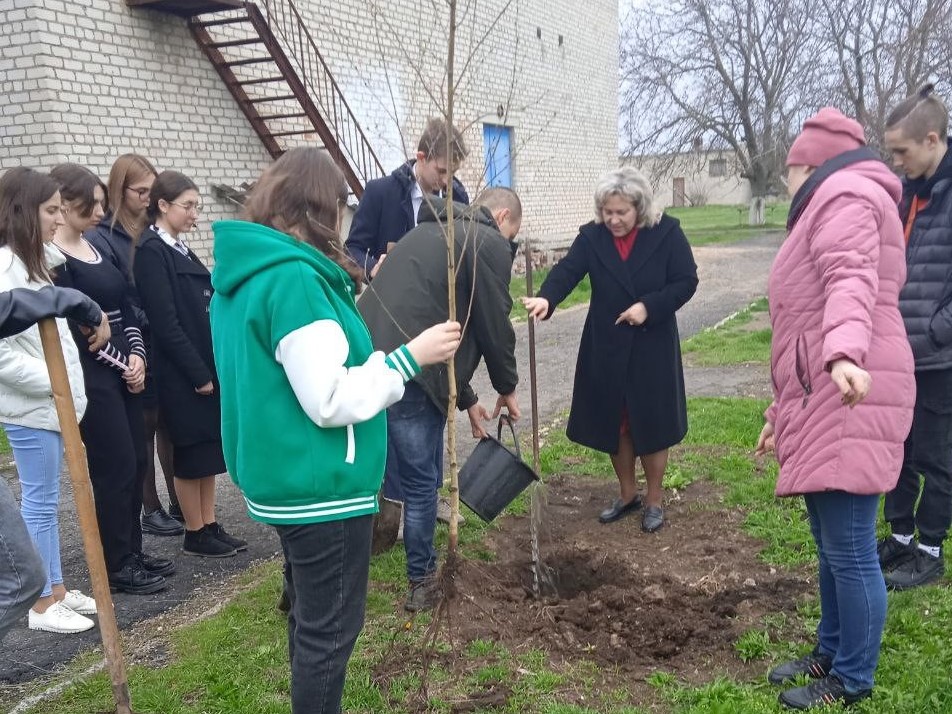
[821,0,952,147]
[621,0,822,223]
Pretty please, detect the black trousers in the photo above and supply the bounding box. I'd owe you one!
[884,368,952,548]
[275,515,373,714]
[80,373,147,572]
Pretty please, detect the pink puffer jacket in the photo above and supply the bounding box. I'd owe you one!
[767,160,915,496]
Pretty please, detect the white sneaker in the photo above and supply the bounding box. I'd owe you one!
[436,496,465,525]
[60,589,97,615]
[29,602,95,634]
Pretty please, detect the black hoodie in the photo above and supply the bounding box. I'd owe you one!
[357,198,518,414]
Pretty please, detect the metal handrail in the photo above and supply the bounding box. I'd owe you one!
[256,0,384,185]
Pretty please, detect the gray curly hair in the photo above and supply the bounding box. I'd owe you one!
[593,167,661,228]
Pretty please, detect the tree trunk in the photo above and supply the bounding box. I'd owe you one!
[748,196,766,226]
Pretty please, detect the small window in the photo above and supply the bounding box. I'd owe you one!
[709,158,727,178]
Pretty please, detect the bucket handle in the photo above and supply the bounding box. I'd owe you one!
[496,414,521,458]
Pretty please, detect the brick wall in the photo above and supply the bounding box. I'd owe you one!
[0,0,618,262]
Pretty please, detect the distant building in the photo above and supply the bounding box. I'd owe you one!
[621,147,751,209]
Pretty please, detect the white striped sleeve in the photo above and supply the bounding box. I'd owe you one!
[275,320,421,428]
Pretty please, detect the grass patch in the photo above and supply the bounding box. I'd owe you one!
[682,297,771,366]
[667,203,789,246]
[510,269,591,322]
[20,398,952,714]
[0,429,9,455]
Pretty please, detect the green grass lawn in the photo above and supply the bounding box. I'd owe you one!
[682,298,771,366]
[667,203,789,246]
[509,268,591,322]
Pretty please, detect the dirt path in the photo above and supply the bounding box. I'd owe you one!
[0,232,781,688]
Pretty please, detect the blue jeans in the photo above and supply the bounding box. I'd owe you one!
[385,382,446,582]
[804,491,886,692]
[275,515,373,714]
[2,425,64,598]
[0,475,45,639]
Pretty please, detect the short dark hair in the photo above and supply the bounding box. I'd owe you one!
[886,83,949,141]
[0,167,59,283]
[50,163,107,219]
[417,118,468,163]
[147,171,199,223]
[475,187,522,222]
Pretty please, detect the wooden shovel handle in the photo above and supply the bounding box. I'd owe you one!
[38,319,133,713]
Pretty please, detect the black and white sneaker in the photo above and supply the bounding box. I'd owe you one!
[884,547,945,591]
[877,535,916,572]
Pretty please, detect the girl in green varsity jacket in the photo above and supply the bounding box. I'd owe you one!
[210,147,460,714]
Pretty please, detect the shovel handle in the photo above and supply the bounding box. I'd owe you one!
[38,319,133,713]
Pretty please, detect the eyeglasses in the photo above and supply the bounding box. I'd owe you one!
[171,201,203,215]
[125,186,151,200]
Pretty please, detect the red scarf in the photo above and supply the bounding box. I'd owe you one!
[613,227,638,260]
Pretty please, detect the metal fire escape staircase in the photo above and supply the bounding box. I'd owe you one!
[126,0,384,199]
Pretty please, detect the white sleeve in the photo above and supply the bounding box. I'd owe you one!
[275,320,422,428]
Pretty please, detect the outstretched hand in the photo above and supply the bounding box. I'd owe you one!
[521,296,550,321]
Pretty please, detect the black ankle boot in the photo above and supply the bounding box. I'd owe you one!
[182,526,237,558]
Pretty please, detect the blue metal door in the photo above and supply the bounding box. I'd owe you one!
[483,124,513,188]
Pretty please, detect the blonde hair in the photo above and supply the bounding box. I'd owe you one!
[593,167,660,228]
[107,153,158,240]
[886,83,949,141]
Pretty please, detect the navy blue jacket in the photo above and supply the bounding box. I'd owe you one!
[86,214,147,327]
[345,160,469,277]
[898,140,952,371]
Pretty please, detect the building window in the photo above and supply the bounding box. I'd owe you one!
[484,124,513,188]
[709,158,727,177]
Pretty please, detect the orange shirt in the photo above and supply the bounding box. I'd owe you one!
[904,196,929,244]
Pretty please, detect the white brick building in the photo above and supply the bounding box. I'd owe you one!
[622,149,752,209]
[0,0,618,261]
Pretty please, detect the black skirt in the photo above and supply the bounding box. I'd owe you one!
[173,440,226,480]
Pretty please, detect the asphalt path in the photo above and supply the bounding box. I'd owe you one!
[0,231,783,687]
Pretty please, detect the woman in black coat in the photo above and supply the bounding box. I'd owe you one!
[524,167,698,532]
[133,171,246,559]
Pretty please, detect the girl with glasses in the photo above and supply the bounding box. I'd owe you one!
[134,171,245,558]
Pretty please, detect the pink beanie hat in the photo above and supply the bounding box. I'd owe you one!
[787,108,866,167]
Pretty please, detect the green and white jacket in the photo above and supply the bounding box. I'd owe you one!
[210,220,419,525]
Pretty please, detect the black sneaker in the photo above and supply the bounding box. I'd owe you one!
[142,507,185,536]
[405,578,439,613]
[277,587,291,615]
[598,495,643,524]
[877,535,916,571]
[109,564,167,595]
[884,547,945,591]
[182,526,237,558]
[168,502,185,523]
[135,551,175,577]
[768,646,832,685]
[206,522,248,551]
[779,674,871,709]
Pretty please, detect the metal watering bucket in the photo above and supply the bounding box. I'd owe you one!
[459,414,540,522]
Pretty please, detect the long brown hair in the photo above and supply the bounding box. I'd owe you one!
[242,147,360,285]
[0,167,59,282]
[107,153,158,239]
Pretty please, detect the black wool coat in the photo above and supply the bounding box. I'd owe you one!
[133,228,221,448]
[538,217,698,455]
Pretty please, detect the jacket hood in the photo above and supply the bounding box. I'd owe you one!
[418,196,498,230]
[904,138,952,200]
[211,220,351,296]
[843,159,903,204]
